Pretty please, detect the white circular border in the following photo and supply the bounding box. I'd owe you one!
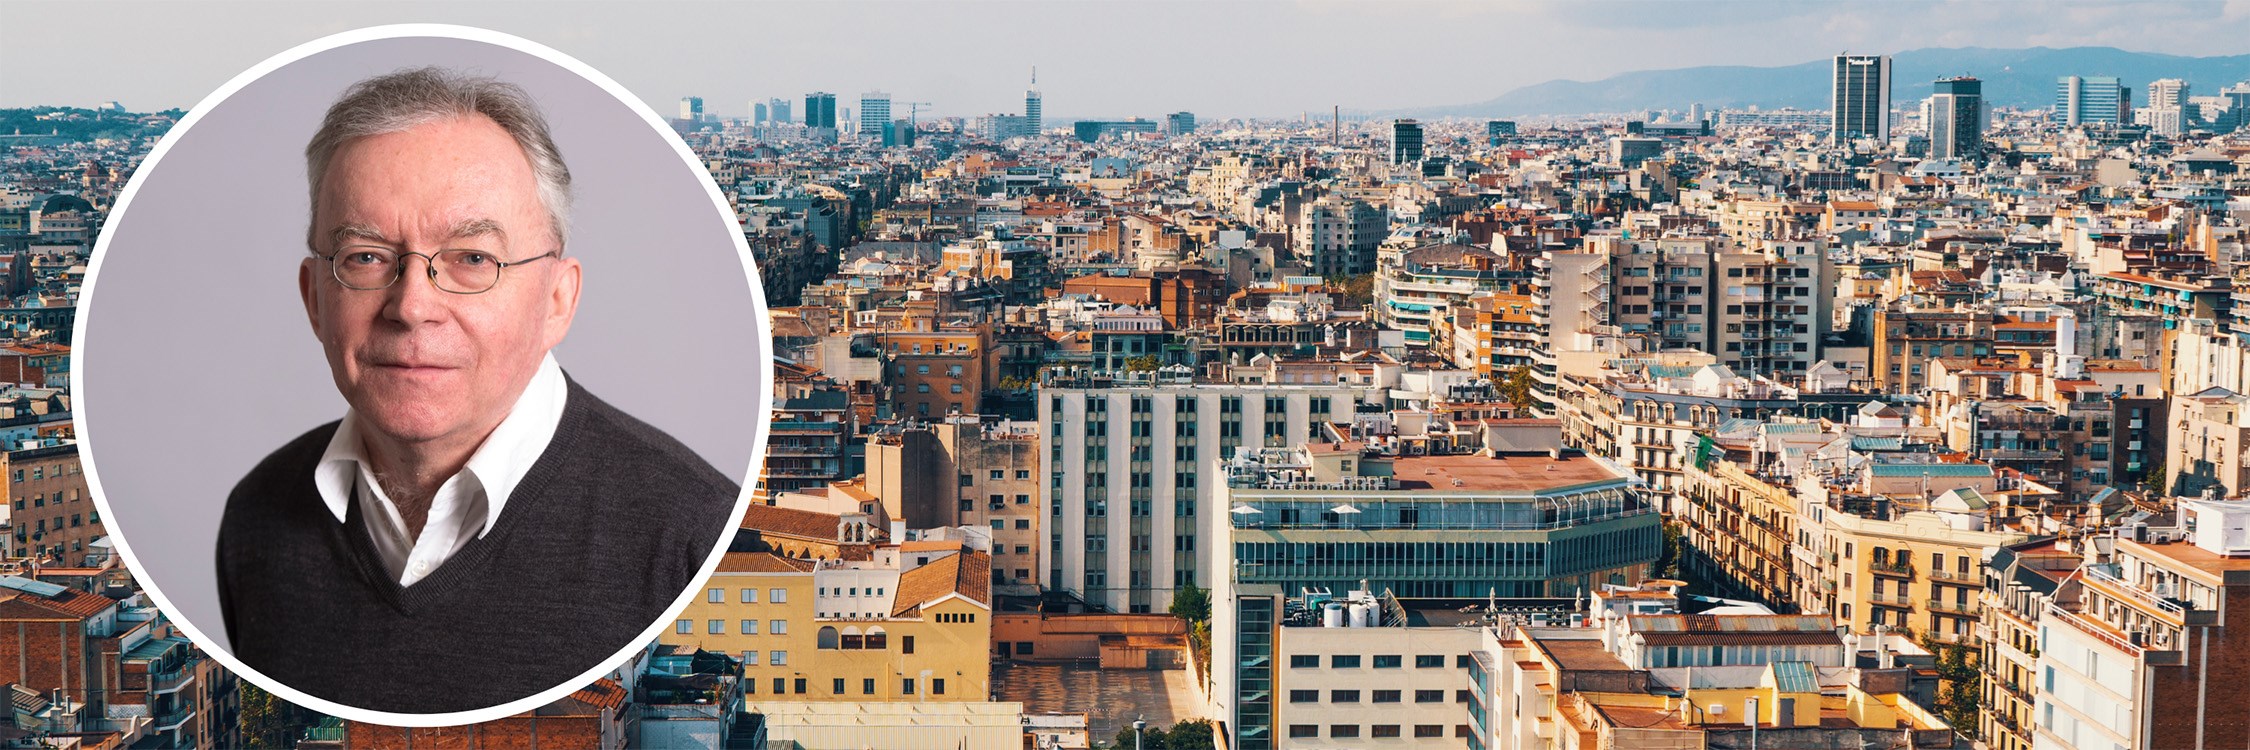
[70,23,773,727]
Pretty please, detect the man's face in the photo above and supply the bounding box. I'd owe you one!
[302,114,581,451]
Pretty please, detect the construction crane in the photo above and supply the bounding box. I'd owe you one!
[902,102,935,126]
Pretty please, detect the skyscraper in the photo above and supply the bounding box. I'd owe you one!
[1165,111,1196,135]
[1929,76,1984,161]
[1024,68,1043,136]
[860,92,891,141]
[804,92,838,140]
[678,96,704,122]
[1830,54,1892,144]
[1390,119,1424,165]
[2056,76,2130,126]
[2148,78,2191,110]
[768,98,792,125]
[752,101,768,124]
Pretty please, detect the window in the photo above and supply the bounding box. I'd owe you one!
[1330,725,1360,738]
[741,650,758,666]
[933,679,946,695]
[1330,690,1360,703]
[863,678,876,695]
[1289,689,1319,703]
[771,588,787,603]
[675,619,691,635]
[708,588,724,603]
[1372,725,1401,738]
[1416,654,1444,668]
[903,679,917,695]
[1456,655,1473,668]
[1373,655,1402,669]
[706,619,724,635]
[774,678,786,694]
[833,678,846,695]
[1416,689,1444,703]
[1415,725,1444,738]
[1331,655,1361,668]
[741,619,757,634]
[1290,654,1320,668]
[771,620,787,634]
[772,651,788,667]
[741,588,758,603]
[1289,725,1318,738]
[903,635,915,654]
[1374,690,1401,703]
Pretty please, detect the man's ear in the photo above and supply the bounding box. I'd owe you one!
[299,257,323,337]
[542,255,583,351]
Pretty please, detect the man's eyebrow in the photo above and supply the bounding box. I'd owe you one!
[329,222,395,248]
[447,218,507,244]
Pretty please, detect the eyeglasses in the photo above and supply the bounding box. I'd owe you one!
[314,245,561,294]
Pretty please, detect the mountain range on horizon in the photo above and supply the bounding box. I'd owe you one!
[1403,46,2250,119]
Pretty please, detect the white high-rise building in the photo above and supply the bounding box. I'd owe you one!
[859,92,892,141]
[1039,375,1388,613]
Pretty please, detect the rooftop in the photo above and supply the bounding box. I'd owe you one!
[1389,453,1628,492]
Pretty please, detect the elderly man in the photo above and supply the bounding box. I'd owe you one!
[216,67,739,714]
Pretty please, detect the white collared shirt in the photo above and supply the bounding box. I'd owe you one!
[313,353,568,587]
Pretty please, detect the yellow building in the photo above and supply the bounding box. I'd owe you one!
[1814,498,2023,642]
[662,547,995,703]
[1679,457,1800,608]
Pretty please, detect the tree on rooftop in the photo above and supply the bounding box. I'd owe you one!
[1497,365,1535,407]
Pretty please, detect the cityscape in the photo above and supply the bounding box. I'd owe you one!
[10,13,2250,750]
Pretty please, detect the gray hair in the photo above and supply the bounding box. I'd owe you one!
[305,67,572,248]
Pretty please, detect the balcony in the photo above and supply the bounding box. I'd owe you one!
[1928,598,1983,616]
[766,444,842,457]
[1928,567,1981,584]
[1870,560,1916,579]
[152,668,195,695]
[154,706,197,732]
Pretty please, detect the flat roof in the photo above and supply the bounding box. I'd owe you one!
[1390,453,1626,492]
[1528,631,1632,672]
[2121,539,2250,585]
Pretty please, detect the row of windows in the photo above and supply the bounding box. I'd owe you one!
[753,677,944,697]
[706,587,790,604]
[680,619,788,636]
[1287,724,1459,739]
[11,489,82,510]
[1287,688,1462,704]
[1288,654,1461,669]
[12,464,78,483]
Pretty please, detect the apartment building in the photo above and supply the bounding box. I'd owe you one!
[1040,369,1386,613]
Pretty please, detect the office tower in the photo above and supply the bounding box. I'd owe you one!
[678,96,704,122]
[1831,54,1892,143]
[2148,78,2191,109]
[2056,76,2130,126]
[860,92,890,141]
[804,92,838,141]
[1689,102,1706,122]
[1929,76,1985,160]
[1025,68,1042,135]
[1039,379,1388,613]
[1389,118,1424,165]
[1486,120,1517,145]
[753,101,768,124]
[768,98,792,125]
[884,119,915,148]
[1165,111,1196,135]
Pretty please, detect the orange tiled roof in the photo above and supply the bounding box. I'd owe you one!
[568,679,629,711]
[741,503,842,542]
[891,550,991,617]
[715,552,815,574]
[0,586,114,620]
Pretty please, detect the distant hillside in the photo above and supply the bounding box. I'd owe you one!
[1417,47,2250,118]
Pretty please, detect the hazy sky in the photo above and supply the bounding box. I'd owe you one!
[8,0,2250,119]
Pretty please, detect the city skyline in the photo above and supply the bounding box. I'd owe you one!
[8,1,2250,119]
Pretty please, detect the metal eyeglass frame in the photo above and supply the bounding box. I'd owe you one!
[312,245,562,295]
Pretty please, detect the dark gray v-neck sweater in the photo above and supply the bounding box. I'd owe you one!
[215,379,740,714]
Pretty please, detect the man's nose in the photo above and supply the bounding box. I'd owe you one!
[381,253,451,324]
